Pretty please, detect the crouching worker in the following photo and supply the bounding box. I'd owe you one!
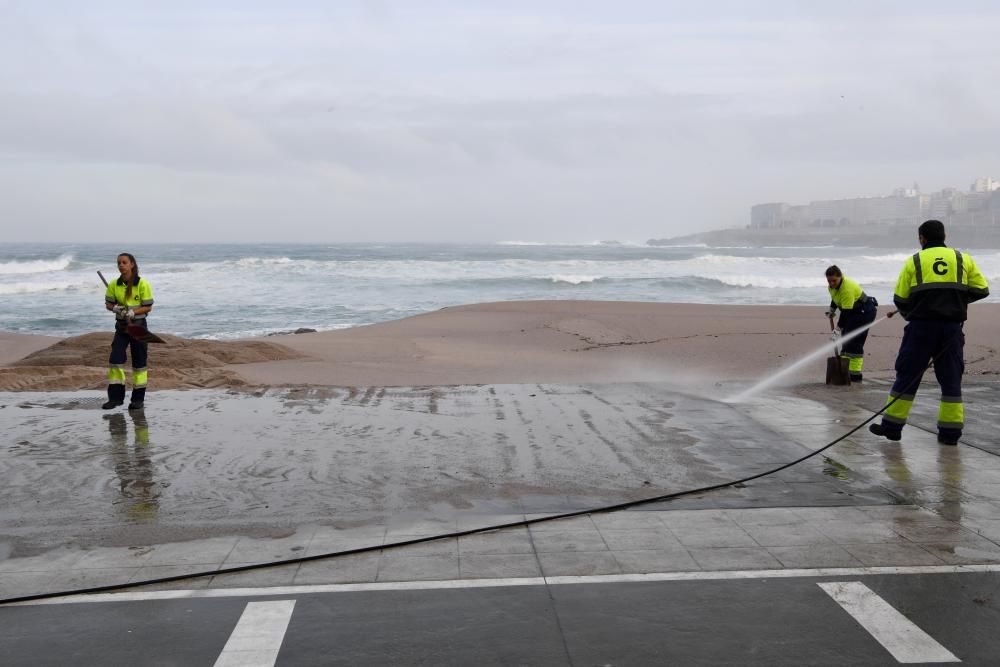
[825,265,878,383]
[104,252,154,410]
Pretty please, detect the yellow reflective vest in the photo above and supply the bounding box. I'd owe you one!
[893,245,989,321]
[828,276,866,312]
[105,277,154,320]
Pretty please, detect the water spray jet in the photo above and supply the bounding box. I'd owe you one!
[726,316,890,403]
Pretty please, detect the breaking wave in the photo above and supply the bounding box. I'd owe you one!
[0,254,75,275]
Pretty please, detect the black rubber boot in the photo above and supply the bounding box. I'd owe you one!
[869,423,902,441]
[937,428,961,446]
[128,387,146,410]
[104,384,125,410]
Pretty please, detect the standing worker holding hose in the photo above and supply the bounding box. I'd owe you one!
[824,265,878,383]
[870,220,990,446]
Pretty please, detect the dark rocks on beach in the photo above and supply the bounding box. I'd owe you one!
[267,328,317,336]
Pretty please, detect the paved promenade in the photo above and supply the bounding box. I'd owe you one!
[1,380,999,663]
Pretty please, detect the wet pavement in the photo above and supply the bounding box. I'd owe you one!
[0,383,903,559]
[2,380,1000,662]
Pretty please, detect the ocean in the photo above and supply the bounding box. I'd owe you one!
[2,242,997,340]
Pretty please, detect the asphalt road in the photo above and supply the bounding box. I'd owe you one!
[4,570,999,666]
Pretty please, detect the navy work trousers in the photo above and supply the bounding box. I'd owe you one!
[839,297,878,357]
[108,320,148,404]
[884,320,965,441]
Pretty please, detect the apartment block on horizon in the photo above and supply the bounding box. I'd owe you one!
[751,177,1000,229]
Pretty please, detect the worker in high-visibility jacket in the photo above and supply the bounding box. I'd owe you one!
[870,220,989,446]
[824,265,878,383]
[103,252,154,410]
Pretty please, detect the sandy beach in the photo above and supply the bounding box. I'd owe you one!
[2,301,998,391]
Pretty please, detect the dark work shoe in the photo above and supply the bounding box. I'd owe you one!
[102,400,123,410]
[127,402,145,411]
[850,373,863,383]
[869,423,901,441]
[937,435,959,446]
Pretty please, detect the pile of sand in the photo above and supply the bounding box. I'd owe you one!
[0,333,302,391]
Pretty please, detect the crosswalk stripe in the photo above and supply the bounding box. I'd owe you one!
[214,599,296,667]
[818,581,960,664]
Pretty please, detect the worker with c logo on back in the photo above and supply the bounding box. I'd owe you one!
[870,220,990,446]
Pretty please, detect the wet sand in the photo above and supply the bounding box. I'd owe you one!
[3,301,999,390]
[0,332,61,367]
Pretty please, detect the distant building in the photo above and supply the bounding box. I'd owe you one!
[971,176,1000,193]
[749,203,790,228]
[751,177,1000,230]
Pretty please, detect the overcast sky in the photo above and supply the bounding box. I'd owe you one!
[2,1,999,243]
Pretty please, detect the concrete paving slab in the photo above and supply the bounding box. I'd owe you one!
[530,528,609,553]
[127,565,214,590]
[457,528,534,555]
[69,546,155,570]
[377,554,460,582]
[45,567,142,591]
[456,513,527,531]
[522,515,596,531]
[0,572,56,598]
[917,539,1000,565]
[380,536,458,560]
[305,526,386,557]
[294,553,380,585]
[813,519,908,544]
[458,554,542,579]
[221,531,315,566]
[724,506,814,526]
[841,542,944,566]
[765,544,864,568]
[537,551,622,577]
[687,546,783,570]
[144,537,239,566]
[738,523,836,547]
[0,549,87,573]
[611,548,701,573]
[588,511,666,530]
[596,528,685,551]
[670,522,758,548]
[208,563,300,588]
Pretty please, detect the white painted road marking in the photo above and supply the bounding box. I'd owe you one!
[818,581,960,664]
[214,600,296,667]
[12,563,1000,605]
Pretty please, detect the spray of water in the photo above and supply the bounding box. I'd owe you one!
[725,316,889,403]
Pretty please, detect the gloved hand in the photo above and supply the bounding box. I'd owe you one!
[830,328,841,341]
[112,305,126,319]
[824,310,835,319]
[125,308,136,321]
